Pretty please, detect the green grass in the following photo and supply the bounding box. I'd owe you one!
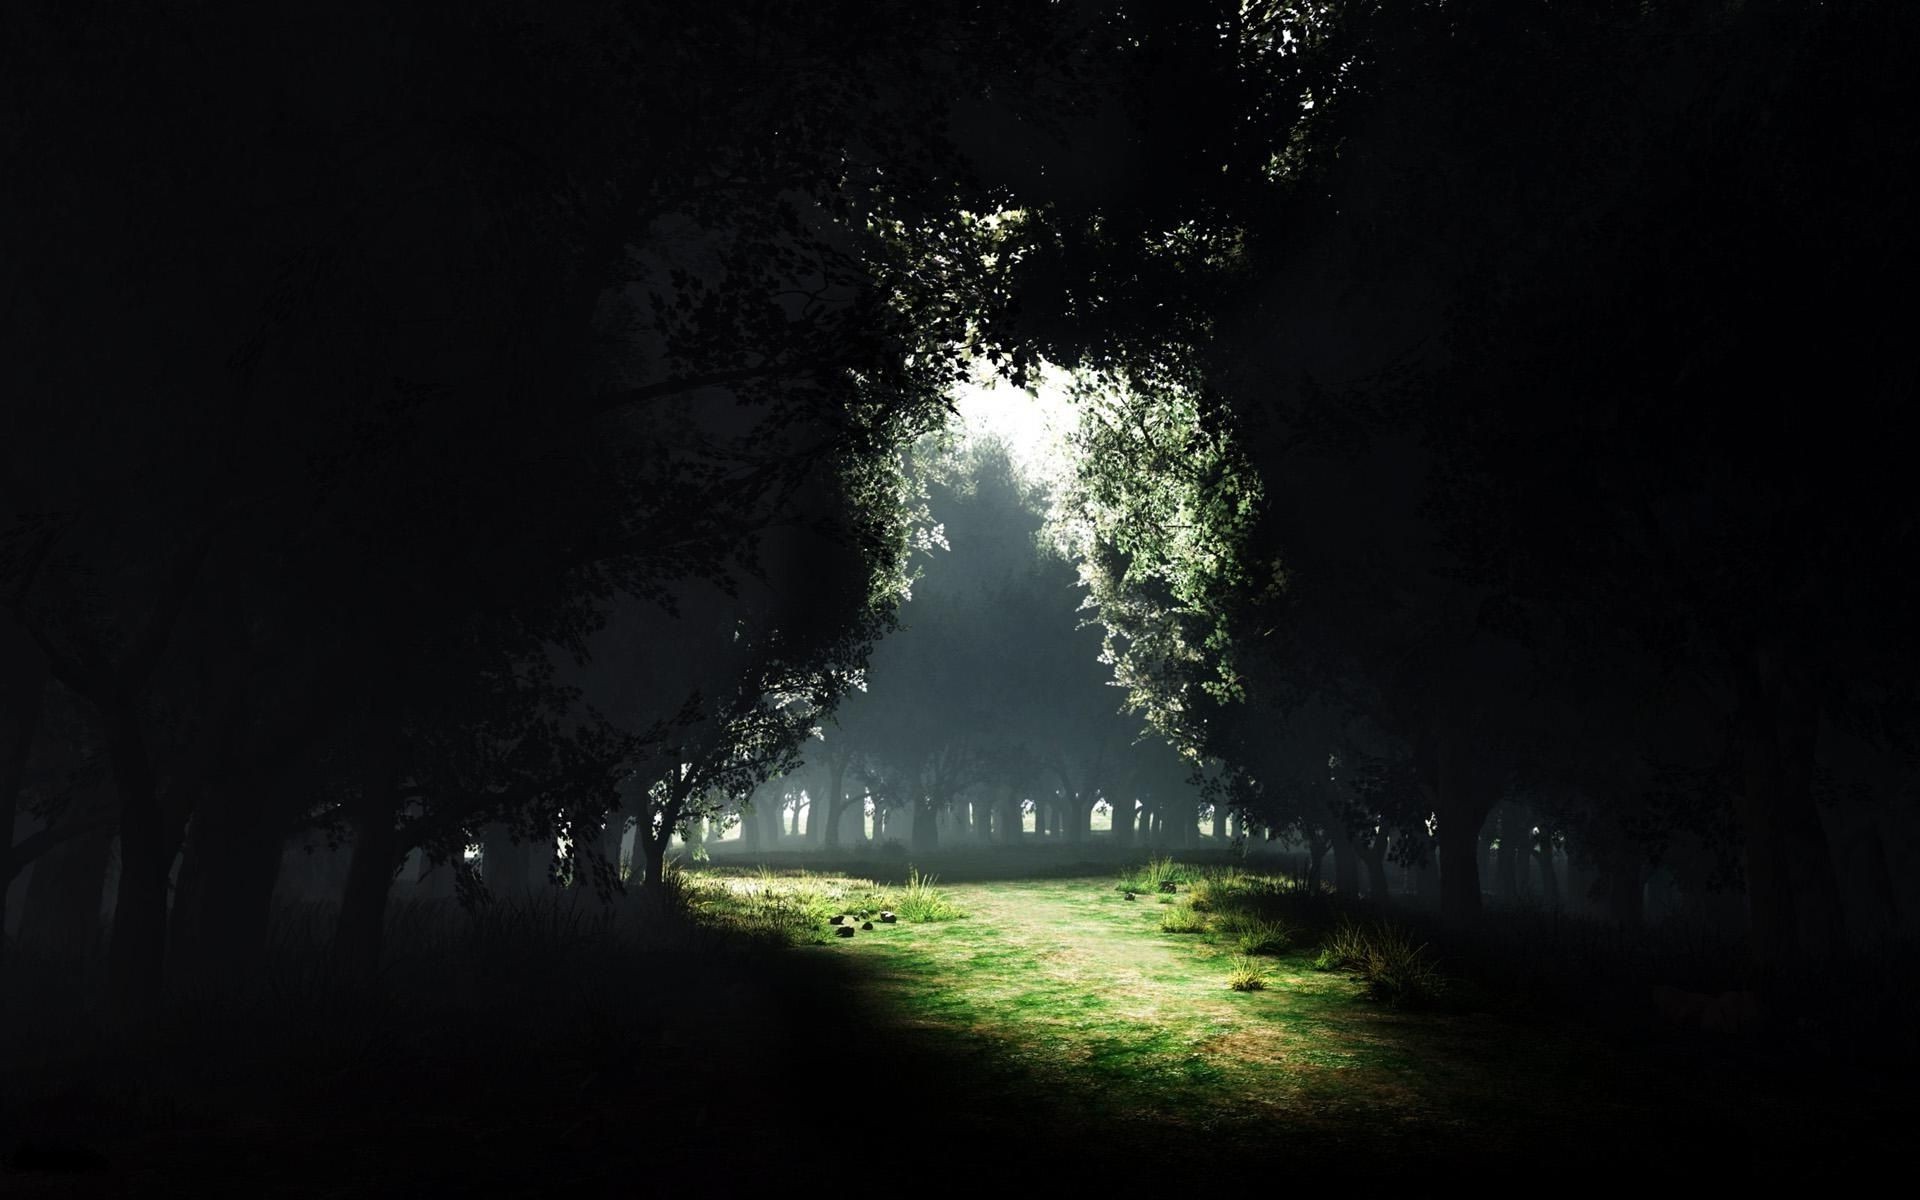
[1117,855,1193,895]
[1228,918,1292,957]
[680,865,963,943]
[654,864,1882,1165]
[1226,955,1269,991]
[775,871,1473,1128]
[1159,901,1209,933]
[832,872,1683,1137]
[885,868,965,922]
[1312,918,1446,1006]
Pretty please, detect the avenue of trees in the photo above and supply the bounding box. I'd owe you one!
[729,434,1200,857]
[4,0,1917,1031]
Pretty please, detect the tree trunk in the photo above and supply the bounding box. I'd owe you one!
[527,835,559,890]
[335,739,403,981]
[638,831,668,891]
[1413,842,1442,907]
[822,760,847,851]
[1433,740,1490,926]
[1535,833,1560,909]
[740,798,761,851]
[1495,804,1522,903]
[0,681,45,973]
[104,701,180,1022]
[17,819,114,952]
[1438,810,1484,925]
[1361,838,1389,906]
[482,823,529,897]
[0,626,49,975]
[998,789,1021,846]
[1211,804,1227,840]
[912,794,940,854]
[1734,647,1845,964]
[1331,827,1361,898]
[570,815,620,892]
[168,777,288,991]
[1606,845,1644,929]
[1859,827,1900,938]
[1111,796,1134,847]
[1561,839,1595,916]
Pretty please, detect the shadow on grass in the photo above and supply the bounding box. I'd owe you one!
[3,892,1269,1194]
[3,880,1912,1194]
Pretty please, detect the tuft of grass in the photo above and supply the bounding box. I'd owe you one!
[1314,919,1372,971]
[884,868,964,922]
[1187,879,1216,912]
[1232,918,1292,957]
[1159,902,1209,934]
[1356,925,1445,1007]
[1118,856,1192,895]
[1226,956,1269,991]
[1312,918,1446,1006]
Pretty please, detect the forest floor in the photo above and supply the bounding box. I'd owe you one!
[1,867,1909,1194]
[782,872,1906,1180]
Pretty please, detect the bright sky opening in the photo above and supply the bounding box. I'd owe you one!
[950,359,1077,490]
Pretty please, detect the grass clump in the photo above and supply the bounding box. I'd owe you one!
[1232,918,1292,957]
[1118,856,1192,896]
[1313,919,1372,971]
[884,868,964,922]
[1187,879,1216,912]
[1356,925,1445,1007]
[1159,902,1209,934]
[1226,956,1269,992]
[1313,918,1446,1006]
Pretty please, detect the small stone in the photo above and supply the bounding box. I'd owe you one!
[835,925,856,938]
[828,914,845,925]
[861,921,874,930]
[1124,892,1137,901]
[1158,880,1177,893]
[879,911,897,924]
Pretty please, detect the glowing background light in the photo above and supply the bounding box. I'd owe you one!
[949,360,1077,490]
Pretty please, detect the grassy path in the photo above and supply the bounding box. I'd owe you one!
[823,877,1533,1147]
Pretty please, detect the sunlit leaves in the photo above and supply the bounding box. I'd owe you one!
[1048,373,1276,758]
